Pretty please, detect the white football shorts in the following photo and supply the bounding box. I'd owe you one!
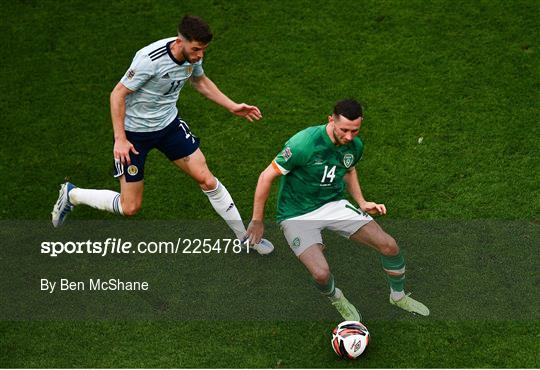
[280,199,373,257]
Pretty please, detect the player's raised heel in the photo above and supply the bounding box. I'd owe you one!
[332,296,362,322]
[51,182,76,227]
[250,238,274,255]
[389,293,430,316]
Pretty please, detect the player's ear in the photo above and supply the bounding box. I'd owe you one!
[328,115,334,125]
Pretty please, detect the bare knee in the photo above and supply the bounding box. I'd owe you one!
[199,174,217,191]
[121,200,141,217]
[378,236,399,256]
[311,265,331,285]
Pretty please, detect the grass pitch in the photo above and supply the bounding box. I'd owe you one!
[1,0,539,367]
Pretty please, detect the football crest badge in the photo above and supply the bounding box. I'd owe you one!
[127,165,139,176]
[343,153,354,168]
[282,147,292,161]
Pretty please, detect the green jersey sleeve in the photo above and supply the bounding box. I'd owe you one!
[272,134,311,175]
[351,138,364,168]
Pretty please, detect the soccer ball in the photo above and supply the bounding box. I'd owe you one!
[331,321,370,359]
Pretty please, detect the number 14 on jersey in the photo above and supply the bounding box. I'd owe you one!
[321,165,336,183]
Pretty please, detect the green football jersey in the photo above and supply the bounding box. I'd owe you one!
[273,124,364,222]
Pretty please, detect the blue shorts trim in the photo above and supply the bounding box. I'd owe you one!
[113,116,200,182]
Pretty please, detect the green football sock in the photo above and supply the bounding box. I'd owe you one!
[380,252,406,293]
[314,273,336,297]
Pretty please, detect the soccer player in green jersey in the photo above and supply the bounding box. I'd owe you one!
[246,99,429,320]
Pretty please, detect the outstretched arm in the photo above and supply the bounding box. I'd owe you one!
[344,167,387,215]
[190,74,262,122]
[246,163,282,244]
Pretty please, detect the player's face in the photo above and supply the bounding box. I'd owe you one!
[179,39,208,63]
[329,114,362,145]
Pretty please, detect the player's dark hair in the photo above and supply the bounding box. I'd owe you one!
[178,15,213,44]
[333,99,363,120]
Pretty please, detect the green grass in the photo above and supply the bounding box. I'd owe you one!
[1,0,539,367]
[2,321,537,368]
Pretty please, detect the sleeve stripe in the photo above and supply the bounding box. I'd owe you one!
[272,160,289,175]
[150,51,167,61]
[148,45,167,57]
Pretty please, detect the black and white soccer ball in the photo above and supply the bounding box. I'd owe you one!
[331,321,370,359]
